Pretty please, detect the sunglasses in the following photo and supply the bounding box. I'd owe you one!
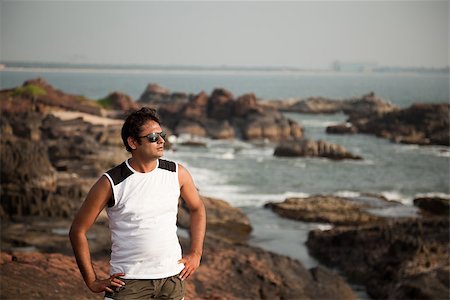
[138,131,167,143]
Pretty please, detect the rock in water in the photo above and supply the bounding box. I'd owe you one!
[274,139,362,160]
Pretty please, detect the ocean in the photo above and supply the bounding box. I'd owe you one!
[1,66,449,298]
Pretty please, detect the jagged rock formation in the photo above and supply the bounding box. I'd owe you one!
[265,195,385,225]
[306,218,449,299]
[138,84,304,142]
[273,139,362,160]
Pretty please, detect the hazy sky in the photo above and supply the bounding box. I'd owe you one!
[1,1,448,68]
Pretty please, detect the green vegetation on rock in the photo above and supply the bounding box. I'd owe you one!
[97,96,113,109]
[12,85,47,98]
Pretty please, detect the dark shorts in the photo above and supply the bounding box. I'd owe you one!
[104,275,185,300]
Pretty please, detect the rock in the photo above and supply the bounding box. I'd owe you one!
[265,195,385,226]
[137,84,304,142]
[204,119,235,139]
[343,92,398,121]
[234,93,261,117]
[184,236,357,300]
[138,83,189,106]
[414,196,450,216]
[0,233,357,300]
[357,103,450,146]
[306,218,450,299]
[175,119,207,137]
[0,251,110,299]
[275,92,398,117]
[274,139,362,160]
[181,91,209,119]
[281,96,343,114]
[326,122,358,134]
[207,88,235,120]
[178,196,252,244]
[389,267,450,300]
[99,91,139,111]
[0,78,104,116]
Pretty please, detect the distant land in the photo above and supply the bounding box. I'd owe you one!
[0,61,449,74]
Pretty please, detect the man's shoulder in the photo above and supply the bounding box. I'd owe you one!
[158,159,177,173]
[105,161,133,186]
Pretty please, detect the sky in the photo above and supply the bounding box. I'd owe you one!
[0,1,448,69]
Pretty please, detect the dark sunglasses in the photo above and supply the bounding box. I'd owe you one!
[138,131,167,143]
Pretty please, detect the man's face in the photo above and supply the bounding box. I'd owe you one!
[131,120,165,159]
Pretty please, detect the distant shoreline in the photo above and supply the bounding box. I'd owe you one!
[1,61,449,75]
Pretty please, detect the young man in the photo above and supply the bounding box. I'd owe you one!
[70,107,206,300]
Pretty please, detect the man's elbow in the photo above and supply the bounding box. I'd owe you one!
[69,224,84,243]
[189,203,206,218]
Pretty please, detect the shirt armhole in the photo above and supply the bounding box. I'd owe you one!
[103,173,115,207]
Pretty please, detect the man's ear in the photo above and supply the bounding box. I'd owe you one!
[127,136,138,150]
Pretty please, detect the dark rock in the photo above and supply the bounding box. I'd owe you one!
[326,122,358,134]
[185,235,357,300]
[274,139,362,160]
[414,196,450,216]
[357,103,450,146]
[207,88,235,120]
[265,195,385,226]
[306,218,450,299]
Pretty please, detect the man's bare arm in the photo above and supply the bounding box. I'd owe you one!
[69,175,125,293]
[178,164,206,280]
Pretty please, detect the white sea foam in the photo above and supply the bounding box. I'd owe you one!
[333,190,361,198]
[200,189,310,207]
[394,143,450,158]
[299,119,341,128]
[414,192,450,200]
[380,191,412,205]
[316,224,333,231]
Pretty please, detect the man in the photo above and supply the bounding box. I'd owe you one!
[70,107,206,300]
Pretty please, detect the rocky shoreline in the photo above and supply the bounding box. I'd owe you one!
[265,194,450,299]
[1,79,448,299]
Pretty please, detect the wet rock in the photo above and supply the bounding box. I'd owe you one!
[414,196,450,217]
[265,195,384,226]
[326,122,358,134]
[356,103,450,146]
[274,139,362,160]
[306,218,450,299]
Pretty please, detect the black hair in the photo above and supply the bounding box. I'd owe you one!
[121,107,161,152]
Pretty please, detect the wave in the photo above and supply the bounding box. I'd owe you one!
[394,143,450,157]
[334,190,413,205]
[415,192,450,199]
[298,119,341,128]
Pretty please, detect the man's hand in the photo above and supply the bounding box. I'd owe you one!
[87,273,126,293]
[178,252,201,280]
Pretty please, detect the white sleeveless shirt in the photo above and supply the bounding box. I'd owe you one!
[104,159,184,279]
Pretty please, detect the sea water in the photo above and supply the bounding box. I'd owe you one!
[2,67,449,298]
